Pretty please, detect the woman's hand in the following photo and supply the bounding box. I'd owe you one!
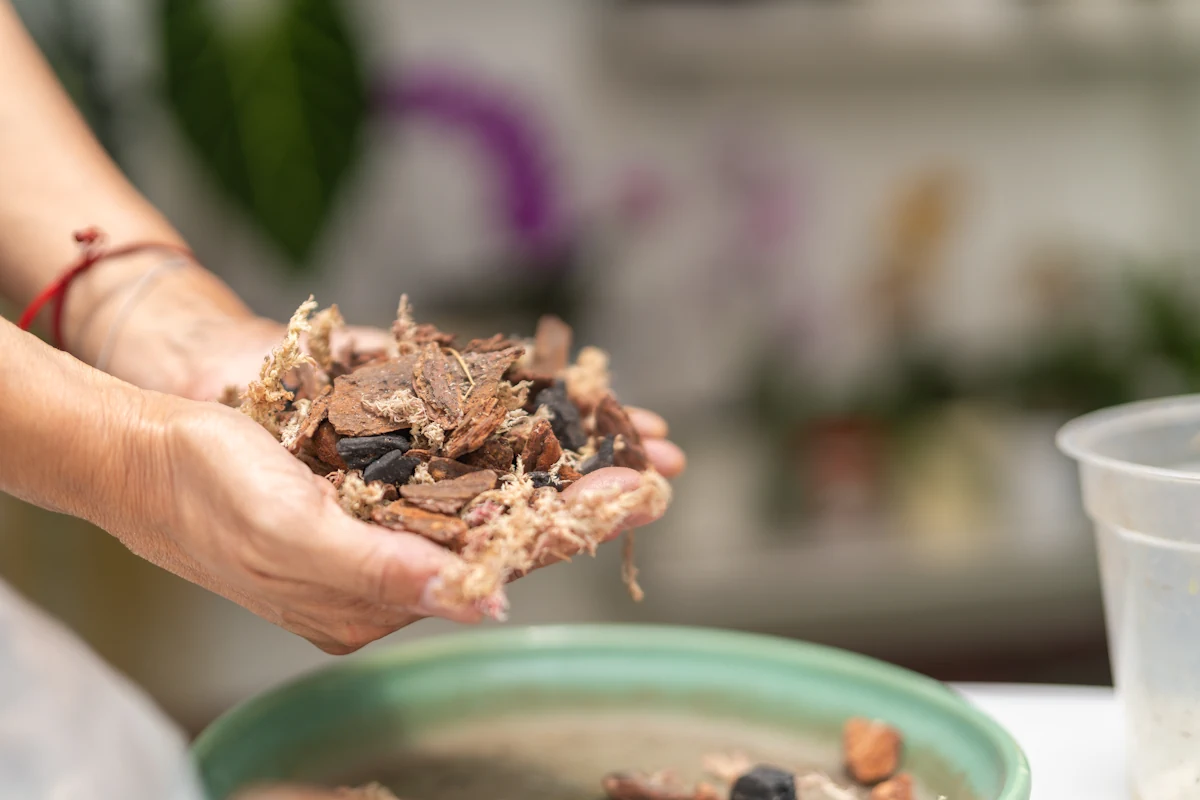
[89,303,685,653]
[2,318,444,656]
[145,399,676,653]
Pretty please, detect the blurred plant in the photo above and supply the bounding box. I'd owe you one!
[376,65,581,324]
[868,167,964,339]
[24,1,581,296]
[1124,265,1200,392]
[1002,269,1200,413]
[746,339,966,527]
[378,66,569,269]
[743,246,1200,531]
[991,334,1134,414]
[161,0,368,270]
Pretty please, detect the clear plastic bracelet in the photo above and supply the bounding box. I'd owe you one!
[93,255,189,374]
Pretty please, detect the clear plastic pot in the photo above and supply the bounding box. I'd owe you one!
[1059,395,1200,800]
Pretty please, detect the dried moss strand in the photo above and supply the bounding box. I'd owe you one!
[337,472,387,520]
[437,469,670,612]
[308,304,345,373]
[240,296,318,437]
[279,398,313,450]
[393,294,418,354]
[622,531,644,603]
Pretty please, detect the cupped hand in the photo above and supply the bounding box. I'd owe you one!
[110,311,684,653]
[142,397,677,655]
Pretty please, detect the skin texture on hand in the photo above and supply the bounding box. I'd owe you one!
[156,400,479,653]
[0,316,166,530]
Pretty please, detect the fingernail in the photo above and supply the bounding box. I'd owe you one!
[476,591,510,622]
[417,578,507,624]
[416,577,467,620]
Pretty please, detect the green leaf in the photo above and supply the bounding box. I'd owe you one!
[161,0,368,269]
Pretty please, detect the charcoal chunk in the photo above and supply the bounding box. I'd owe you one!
[363,451,421,486]
[336,434,412,470]
[731,766,795,800]
[528,471,562,490]
[580,436,615,474]
[535,382,588,451]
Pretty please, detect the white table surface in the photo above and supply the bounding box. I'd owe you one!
[955,684,1125,800]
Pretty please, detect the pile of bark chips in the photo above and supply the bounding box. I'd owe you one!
[234,297,671,618]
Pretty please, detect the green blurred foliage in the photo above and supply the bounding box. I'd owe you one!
[161,0,369,271]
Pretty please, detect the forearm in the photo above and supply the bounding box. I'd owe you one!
[0,1,250,366]
[0,316,169,536]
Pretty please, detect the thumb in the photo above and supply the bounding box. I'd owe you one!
[335,324,395,359]
[562,467,662,530]
[314,510,486,623]
[562,466,643,499]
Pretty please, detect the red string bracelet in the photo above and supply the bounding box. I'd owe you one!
[17,227,195,350]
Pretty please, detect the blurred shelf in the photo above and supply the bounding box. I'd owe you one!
[630,412,1098,645]
[640,527,1101,646]
[600,0,1200,86]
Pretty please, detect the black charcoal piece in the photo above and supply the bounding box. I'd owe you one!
[731,766,796,800]
[527,471,562,490]
[337,433,412,470]
[363,452,421,486]
[535,382,588,451]
[580,436,615,474]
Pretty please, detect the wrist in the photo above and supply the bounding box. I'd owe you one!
[63,250,255,392]
[0,325,180,545]
[78,379,178,539]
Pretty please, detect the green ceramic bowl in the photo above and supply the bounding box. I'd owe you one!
[194,625,1031,800]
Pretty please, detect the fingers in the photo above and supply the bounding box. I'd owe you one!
[644,438,686,479]
[624,407,686,477]
[562,466,643,503]
[337,324,395,357]
[626,406,669,438]
[563,467,670,529]
[516,470,644,580]
[502,470,650,584]
[515,467,664,571]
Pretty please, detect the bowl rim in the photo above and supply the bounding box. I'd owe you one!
[194,623,1032,800]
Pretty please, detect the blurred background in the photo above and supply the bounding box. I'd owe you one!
[5,0,1200,735]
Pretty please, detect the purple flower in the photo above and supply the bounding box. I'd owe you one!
[375,66,570,270]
